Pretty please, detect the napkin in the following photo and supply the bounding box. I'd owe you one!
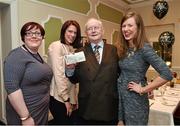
[149,99,155,107]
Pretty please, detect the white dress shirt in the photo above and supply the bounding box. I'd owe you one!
[91,40,104,64]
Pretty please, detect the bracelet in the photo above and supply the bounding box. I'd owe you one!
[20,114,31,121]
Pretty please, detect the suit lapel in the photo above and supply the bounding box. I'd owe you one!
[84,43,110,80]
[86,44,100,67]
[101,44,109,65]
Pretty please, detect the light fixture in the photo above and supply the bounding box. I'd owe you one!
[165,61,171,67]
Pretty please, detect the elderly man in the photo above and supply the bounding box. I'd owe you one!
[67,18,120,125]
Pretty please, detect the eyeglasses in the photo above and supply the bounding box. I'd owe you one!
[87,26,100,32]
[25,31,42,37]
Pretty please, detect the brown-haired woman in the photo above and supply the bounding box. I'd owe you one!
[47,20,82,124]
[4,22,53,125]
[116,11,173,125]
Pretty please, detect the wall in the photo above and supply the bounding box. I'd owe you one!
[0,6,2,122]
[17,0,123,57]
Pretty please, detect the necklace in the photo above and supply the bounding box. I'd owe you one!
[22,45,44,64]
[127,48,136,58]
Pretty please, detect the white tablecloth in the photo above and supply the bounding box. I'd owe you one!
[148,84,180,125]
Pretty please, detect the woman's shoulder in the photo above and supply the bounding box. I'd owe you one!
[140,42,158,59]
[5,47,26,62]
[7,47,23,57]
[49,40,61,47]
[138,42,155,58]
[48,41,66,52]
[141,42,153,52]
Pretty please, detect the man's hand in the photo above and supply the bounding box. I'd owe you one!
[66,64,76,69]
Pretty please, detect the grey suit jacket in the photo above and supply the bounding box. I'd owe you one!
[70,43,119,121]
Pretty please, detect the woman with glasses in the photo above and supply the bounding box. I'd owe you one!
[3,22,53,125]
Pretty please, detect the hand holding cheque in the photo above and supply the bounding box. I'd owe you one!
[65,51,86,65]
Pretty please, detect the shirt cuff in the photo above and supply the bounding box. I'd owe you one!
[65,68,75,77]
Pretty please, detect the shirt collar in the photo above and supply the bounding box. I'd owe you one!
[91,40,104,49]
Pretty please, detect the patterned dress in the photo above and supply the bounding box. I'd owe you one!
[4,47,53,125]
[117,43,172,125]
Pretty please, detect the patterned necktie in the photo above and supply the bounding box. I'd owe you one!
[94,45,100,63]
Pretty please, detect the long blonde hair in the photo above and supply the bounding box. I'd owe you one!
[116,11,149,59]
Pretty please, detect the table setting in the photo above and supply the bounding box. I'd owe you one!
[148,83,180,125]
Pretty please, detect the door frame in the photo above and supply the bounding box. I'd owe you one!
[0,0,18,123]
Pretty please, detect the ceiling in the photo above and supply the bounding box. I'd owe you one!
[108,0,172,11]
[121,0,151,4]
[101,0,154,11]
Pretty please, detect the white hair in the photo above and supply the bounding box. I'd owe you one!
[85,18,103,31]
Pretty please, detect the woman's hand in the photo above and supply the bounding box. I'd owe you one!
[128,81,143,94]
[66,64,76,69]
[117,120,124,126]
[65,64,76,77]
[65,102,72,116]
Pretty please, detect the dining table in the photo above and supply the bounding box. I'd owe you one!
[148,84,180,125]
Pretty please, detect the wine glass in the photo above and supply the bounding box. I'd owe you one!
[159,85,166,96]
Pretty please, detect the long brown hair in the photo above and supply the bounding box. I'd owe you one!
[116,11,149,59]
[60,20,82,48]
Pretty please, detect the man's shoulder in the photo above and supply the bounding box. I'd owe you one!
[104,43,117,49]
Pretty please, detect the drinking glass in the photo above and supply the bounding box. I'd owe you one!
[159,85,166,96]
